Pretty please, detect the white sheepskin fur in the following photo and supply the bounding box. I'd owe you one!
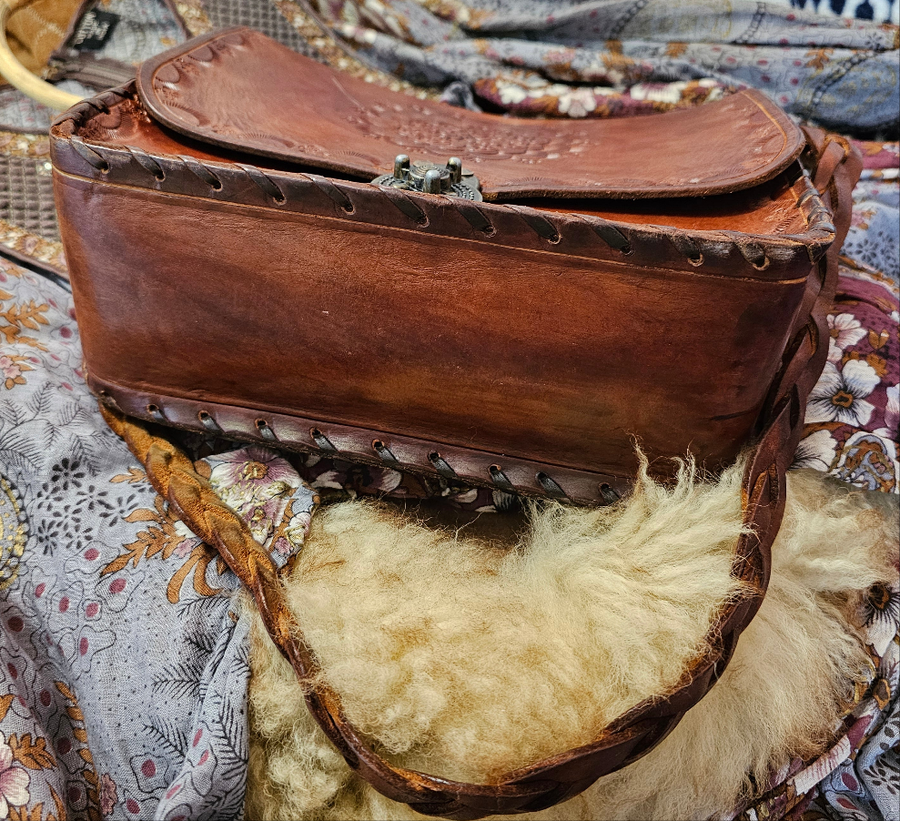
[242,464,898,820]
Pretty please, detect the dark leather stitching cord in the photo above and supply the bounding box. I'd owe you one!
[180,156,222,190]
[583,218,632,253]
[599,483,622,505]
[70,137,109,171]
[127,146,166,180]
[489,465,515,492]
[455,201,495,235]
[256,419,278,441]
[379,186,429,225]
[310,427,337,452]
[373,440,399,465]
[145,403,166,423]
[428,451,458,479]
[667,232,703,265]
[308,173,355,213]
[535,471,568,500]
[197,410,222,433]
[732,238,770,269]
[508,204,560,242]
[238,163,286,203]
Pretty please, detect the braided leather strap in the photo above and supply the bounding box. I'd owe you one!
[99,131,860,819]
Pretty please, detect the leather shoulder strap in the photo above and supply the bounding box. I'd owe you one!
[99,130,860,819]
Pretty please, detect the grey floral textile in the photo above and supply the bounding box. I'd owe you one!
[0,260,317,819]
[307,0,899,134]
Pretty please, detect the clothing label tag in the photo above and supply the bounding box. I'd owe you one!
[69,10,120,51]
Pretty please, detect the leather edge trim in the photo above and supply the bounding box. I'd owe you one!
[90,373,633,506]
[49,88,834,282]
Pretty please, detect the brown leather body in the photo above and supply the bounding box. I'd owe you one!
[50,28,836,505]
[50,27,863,818]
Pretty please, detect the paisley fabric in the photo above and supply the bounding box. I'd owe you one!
[302,0,899,134]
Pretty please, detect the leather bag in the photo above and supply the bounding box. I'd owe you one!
[50,27,862,819]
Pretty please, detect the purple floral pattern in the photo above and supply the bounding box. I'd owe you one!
[206,446,318,568]
[304,0,898,134]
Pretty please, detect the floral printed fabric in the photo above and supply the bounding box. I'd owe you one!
[306,0,899,134]
[793,142,900,495]
[0,260,317,819]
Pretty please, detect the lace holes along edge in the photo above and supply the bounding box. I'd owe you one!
[750,254,771,271]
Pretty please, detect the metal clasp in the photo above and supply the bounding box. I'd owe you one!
[372,154,482,201]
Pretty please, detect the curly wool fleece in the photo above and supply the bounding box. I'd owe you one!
[243,464,898,820]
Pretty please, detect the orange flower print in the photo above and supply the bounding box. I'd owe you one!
[0,733,30,817]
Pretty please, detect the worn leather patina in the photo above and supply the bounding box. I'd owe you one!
[49,28,862,819]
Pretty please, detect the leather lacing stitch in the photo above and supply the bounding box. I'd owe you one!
[455,200,495,236]
[488,464,515,492]
[59,86,832,275]
[308,174,355,214]
[599,482,622,504]
[584,219,633,256]
[535,471,567,499]
[69,143,810,276]
[256,419,278,442]
[126,146,165,181]
[237,163,286,204]
[309,427,337,452]
[180,155,222,190]
[133,399,621,503]
[77,137,790,272]
[372,439,399,466]
[145,403,166,423]
[428,451,457,479]
[197,409,222,433]
[378,186,429,226]
[70,137,109,172]
[508,204,560,243]
[667,233,703,266]
[121,149,288,204]
[58,87,129,130]
[733,238,770,271]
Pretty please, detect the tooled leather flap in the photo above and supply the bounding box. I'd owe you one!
[137,27,805,201]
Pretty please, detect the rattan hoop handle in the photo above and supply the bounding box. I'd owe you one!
[0,0,81,110]
[98,129,860,820]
